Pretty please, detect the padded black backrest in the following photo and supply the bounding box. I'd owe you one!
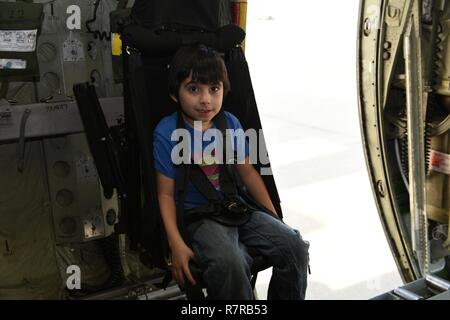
[122,26,282,269]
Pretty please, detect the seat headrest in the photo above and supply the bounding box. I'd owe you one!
[122,24,245,56]
[130,0,232,32]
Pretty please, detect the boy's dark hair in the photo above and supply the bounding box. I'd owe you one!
[168,44,231,99]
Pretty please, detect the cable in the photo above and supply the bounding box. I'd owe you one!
[395,138,409,191]
[85,0,113,41]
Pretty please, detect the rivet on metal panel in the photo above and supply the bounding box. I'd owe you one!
[377,180,386,197]
[364,18,372,36]
[386,5,402,27]
[388,5,400,18]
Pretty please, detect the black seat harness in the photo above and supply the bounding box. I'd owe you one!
[174,109,260,244]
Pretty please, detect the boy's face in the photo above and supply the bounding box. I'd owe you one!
[172,72,223,129]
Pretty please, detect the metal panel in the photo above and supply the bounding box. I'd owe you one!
[0,96,123,142]
[43,133,118,244]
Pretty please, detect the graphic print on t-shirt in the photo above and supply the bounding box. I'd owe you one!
[194,149,220,190]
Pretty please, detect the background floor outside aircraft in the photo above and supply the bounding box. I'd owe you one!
[245,0,403,300]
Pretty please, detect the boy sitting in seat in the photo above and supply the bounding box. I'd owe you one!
[153,44,309,299]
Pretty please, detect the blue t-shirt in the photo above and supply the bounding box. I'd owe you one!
[153,111,250,209]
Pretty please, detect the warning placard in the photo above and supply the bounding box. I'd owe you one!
[430,149,450,175]
[0,59,26,69]
[0,30,37,52]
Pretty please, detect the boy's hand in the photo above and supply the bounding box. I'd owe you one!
[170,241,197,288]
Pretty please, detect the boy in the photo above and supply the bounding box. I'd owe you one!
[153,44,309,299]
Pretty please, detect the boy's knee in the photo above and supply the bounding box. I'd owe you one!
[287,230,310,264]
[207,250,249,277]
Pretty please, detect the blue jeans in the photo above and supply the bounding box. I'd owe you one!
[186,211,309,300]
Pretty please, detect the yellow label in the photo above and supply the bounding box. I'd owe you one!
[239,2,247,31]
[238,2,247,51]
[111,33,122,56]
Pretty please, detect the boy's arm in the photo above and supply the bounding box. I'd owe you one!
[235,158,279,218]
[156,172,196,286]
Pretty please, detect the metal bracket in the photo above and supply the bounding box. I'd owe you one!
[0,99,12,123]
[17,108,31,173]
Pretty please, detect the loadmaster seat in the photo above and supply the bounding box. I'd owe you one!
[73,2,286,299]
[117,20,286,299]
